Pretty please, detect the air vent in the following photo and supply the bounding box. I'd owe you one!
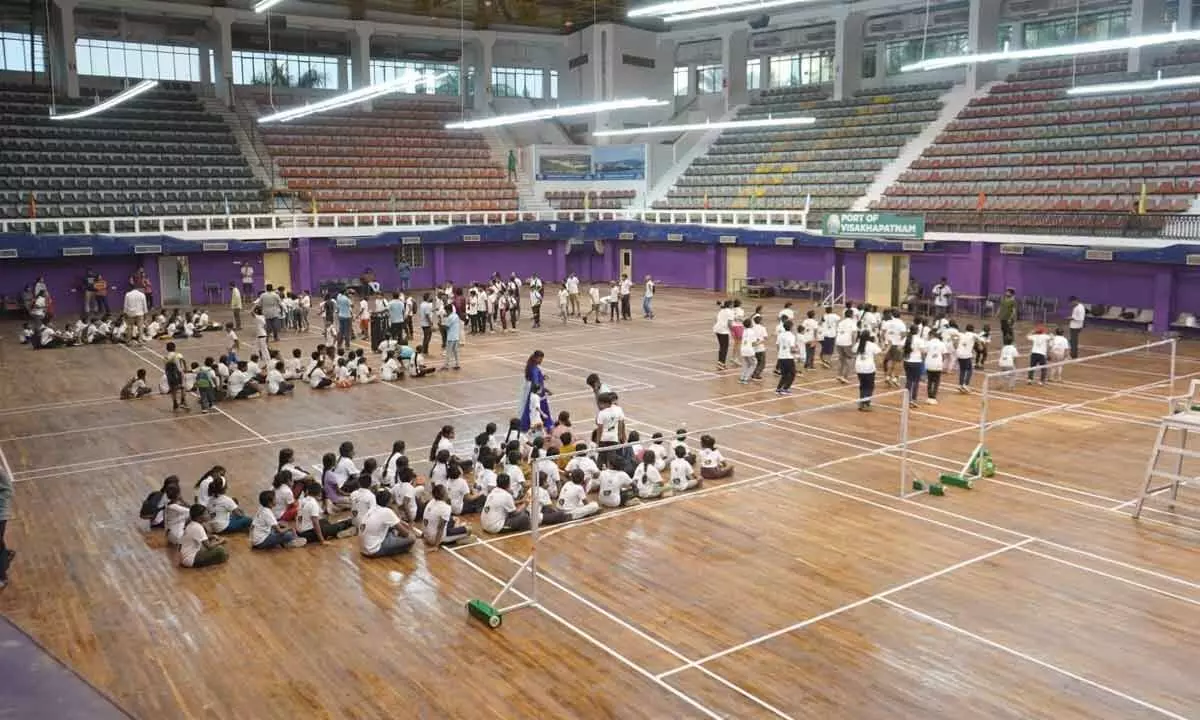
[134,244,162,254]
[1085,249,1113,261]
[401,236,421,245]
[463,234,481,243]
[522,233,539,241]
[618,232,635,240]
[1000,244,1025,255]
[0,249,17,259]
[666,233,684,242]
[264,239,290,250]
[774,236,794,247]
[719,235,737,244]
[203,242,229,252]
[335,238,358,248]
[63,246,94,257]
[834,238,855,250]
[902,241,925,252]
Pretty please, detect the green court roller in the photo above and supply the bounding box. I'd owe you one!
[928,483,945,496]
[940,473,974,490]
[466,599,503,628]
[912,479,926,491]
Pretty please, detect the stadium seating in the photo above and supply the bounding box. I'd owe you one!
[256,94,518,214]
[874,50,1200,235]
[0,82,267,220]
[654,83,953,216]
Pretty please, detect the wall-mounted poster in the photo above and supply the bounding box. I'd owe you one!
[592,145,646,180]
[536,148,594,180]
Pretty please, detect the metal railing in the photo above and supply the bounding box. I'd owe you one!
[0,208,814,238]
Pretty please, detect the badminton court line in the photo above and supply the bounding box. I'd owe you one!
[655,539,1035,679]
[879,598,1192,720]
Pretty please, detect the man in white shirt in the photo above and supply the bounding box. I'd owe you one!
[594,393,626,469]
[359,490,415,558]
[618,273,633,321]
[480,476,529,533]
[643,275,655,319]
[566,273,580,317]
[881,310,908,387]
[123,285,148,344]
[229,282,243,330]
[834,309,858,383]
[1067,296,1085,359]
[932,278,952,314]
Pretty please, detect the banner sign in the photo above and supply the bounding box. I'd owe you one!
[822,212,925,240]
[534,144,646,181]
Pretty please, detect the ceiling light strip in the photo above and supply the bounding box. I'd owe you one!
[445,97,669,130]
[49,80,159,121]
[902,28,1200,72]
[254,0,288,13]
[661,0,819,23]
[1066,72,1200,95]
[258,72,434,124]
[593,115,816,137]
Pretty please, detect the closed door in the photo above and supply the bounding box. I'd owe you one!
[263,252,291,291]
[157,256,190,307]
[724,246,747,293]
[621,248,633,279]
[865,254,910,308]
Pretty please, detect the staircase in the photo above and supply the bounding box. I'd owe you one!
[202,97,287,195]
[643,104,744,208]
[851,82,988,212]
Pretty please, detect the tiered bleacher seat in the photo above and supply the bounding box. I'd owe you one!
[545,189,636,210]
[0,82,267,220]
[257,94,517,214]
[874,50,1200,235]
[654,83,952,215]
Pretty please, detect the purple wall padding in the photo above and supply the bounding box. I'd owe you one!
[440,243,560,287]
[1173,268,1200,315]
[746,246,835,283]
[909,254,947,288]
[185,251,259,306]
[565,245,610,283]
[629,244,713,289]
[992,255,1159,309]
[841,251,866,303]
[0,257,158,315]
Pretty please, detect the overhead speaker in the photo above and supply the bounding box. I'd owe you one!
[748,14,769,29]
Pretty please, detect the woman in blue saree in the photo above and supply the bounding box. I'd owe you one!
[519,350,555,433]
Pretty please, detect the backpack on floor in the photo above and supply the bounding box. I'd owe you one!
[139,490,164,520]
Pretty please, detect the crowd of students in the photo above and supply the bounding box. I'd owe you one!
[141,399,736,569]
[715,298,1076,410]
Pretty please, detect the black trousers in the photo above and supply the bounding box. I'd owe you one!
[420,326,432,354]
[0,519,8,580]
[1000,318,1015,346]
[716,333,730,364]
[857,371,876,406]
[753,351,766,378]
[390,322,405,342]
[620,295,631,320]
[298,518,352,543]
[776,358,796,390]
[927,370,942,399]
[1068,328,1081,359]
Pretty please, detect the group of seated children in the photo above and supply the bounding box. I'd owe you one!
[141,412,738,569]
[23,309,222,349]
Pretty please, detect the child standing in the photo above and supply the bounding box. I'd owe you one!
[1027,326,1050,385]
[775,319,798,395]
[998,341,1018,389]
[1048,328,1070,382]
[853,332,882,411]
[924,331,946,406]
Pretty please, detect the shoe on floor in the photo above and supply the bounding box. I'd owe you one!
[927,398,938,405]
[286,537,308,548]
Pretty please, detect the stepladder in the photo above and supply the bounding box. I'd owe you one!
[1133,380,1200,520]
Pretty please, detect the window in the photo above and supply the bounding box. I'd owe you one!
[233,50,341,89]
[862,47,877,79]
[371,59,460,95]
[673,65,690,96]
[549,69,559,99]
[768,50,833,88]
[886,33,968,75]
[1023,9,1129,50]
[491,66,545,98]
[1,31,45,73]
[397,245,425,269]
[76,39,199,81]
[697,63,723,94]
[747,58,761,90]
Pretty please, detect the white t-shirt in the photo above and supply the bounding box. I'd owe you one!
[250,506,277,546]
[267,369,286,394]
[474,468,498,495]
[644,280,655,298]
[350,487,377,521]
[1049,335,1070,356]
[208,495,237,533]
[904,336,927,363]
[360,505,401,555]
[835,318,857,347]
[854,342,881,374]
[481,487,517,533]
[699,447,724,469]
[619,278,632,296]
[713,308,734,335]
[924,338,947,372]
[334,456,359,485]
[557,482,588,511]
[883,318,907,347]
[196,475,215,506]
[165,503,189,545]
[180,522,208,567]
[297,495,322,533]
[801,317,819,344]
[564,456,600,481]
[308,367,328,388]
[669,457,694,490]
[596,406,625,443]
[750,324,768,353]
[955,332,977,360]
[633,463,663,496]
[1069,303,1086,330]
[820,313,839,339]
[598,469,632,507]
[447,476,471,515]
[392,482,418,521]
[1029,333,1050,356]
[998,345,1018,368]
[273,484,295,518]
[227,370,248,397]
[776,330,797,360]
[740,327,757,357]
[933,283,952,307]
[422,500,453,544]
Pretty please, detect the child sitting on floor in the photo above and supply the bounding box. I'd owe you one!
[669,445,700,492]
[698,435,734,480]
[121,369,152,399]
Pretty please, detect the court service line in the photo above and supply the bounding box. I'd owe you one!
[460,540,798,720]
[443,543,728,720]
[0,413,211,442]
[213,407,270,443]
[879,599,1191,720]
[0,395,125,417]
[986,390,1161,427]
[656,539,1035,679]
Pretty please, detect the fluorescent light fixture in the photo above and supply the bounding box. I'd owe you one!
[254,0,287,12]
[259,72,436,123]
[445,97,669,130]
[661,0,818,23]
[1066,71,1200,95]
[49,80,158,121]
[902,28,1200,72]
[629,0,814,18]
[592,115,815,137]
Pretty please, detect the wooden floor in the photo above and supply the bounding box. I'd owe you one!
[1,290,1198,720]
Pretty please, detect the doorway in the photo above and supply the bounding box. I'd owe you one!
[724,246,747,294]
[620,248,633,279]
[263,251,291,291]
[158,256,192,307]
[865,253,910,308]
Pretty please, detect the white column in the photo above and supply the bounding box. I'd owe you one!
[875,42,888,79]
[350,25,371,89]
[761,54,772,89]
[210,10,234,105]
[833,11,864,101]
[1009,22,1025,51]
[337,57,349,91]
[1180,0,1194,30]
[688,62,698,97]
[472,32,495,113]
[49,0,79,98]
[1128,0,1169,72]
[722,28,749,110]
[967,0,1002,89]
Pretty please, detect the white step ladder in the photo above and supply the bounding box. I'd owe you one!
[1132,380,1200,520]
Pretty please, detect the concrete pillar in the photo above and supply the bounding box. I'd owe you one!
[967,0,1002,89]
[833,11,864,101]
[472,32,495,112]
[1128,0,1169,73]
[688,62,698,96]
[1009,21,1025,51]
[49,0,79,98]
[210,10,234,105]
[1180,0,1194,30]
[350,25,371,89]
[760,54,772,89]
[722,28,749,109]
[875,42,888,78]
[1152,267,1173,334]
[337,57,349,91]
[198,44,212,88]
